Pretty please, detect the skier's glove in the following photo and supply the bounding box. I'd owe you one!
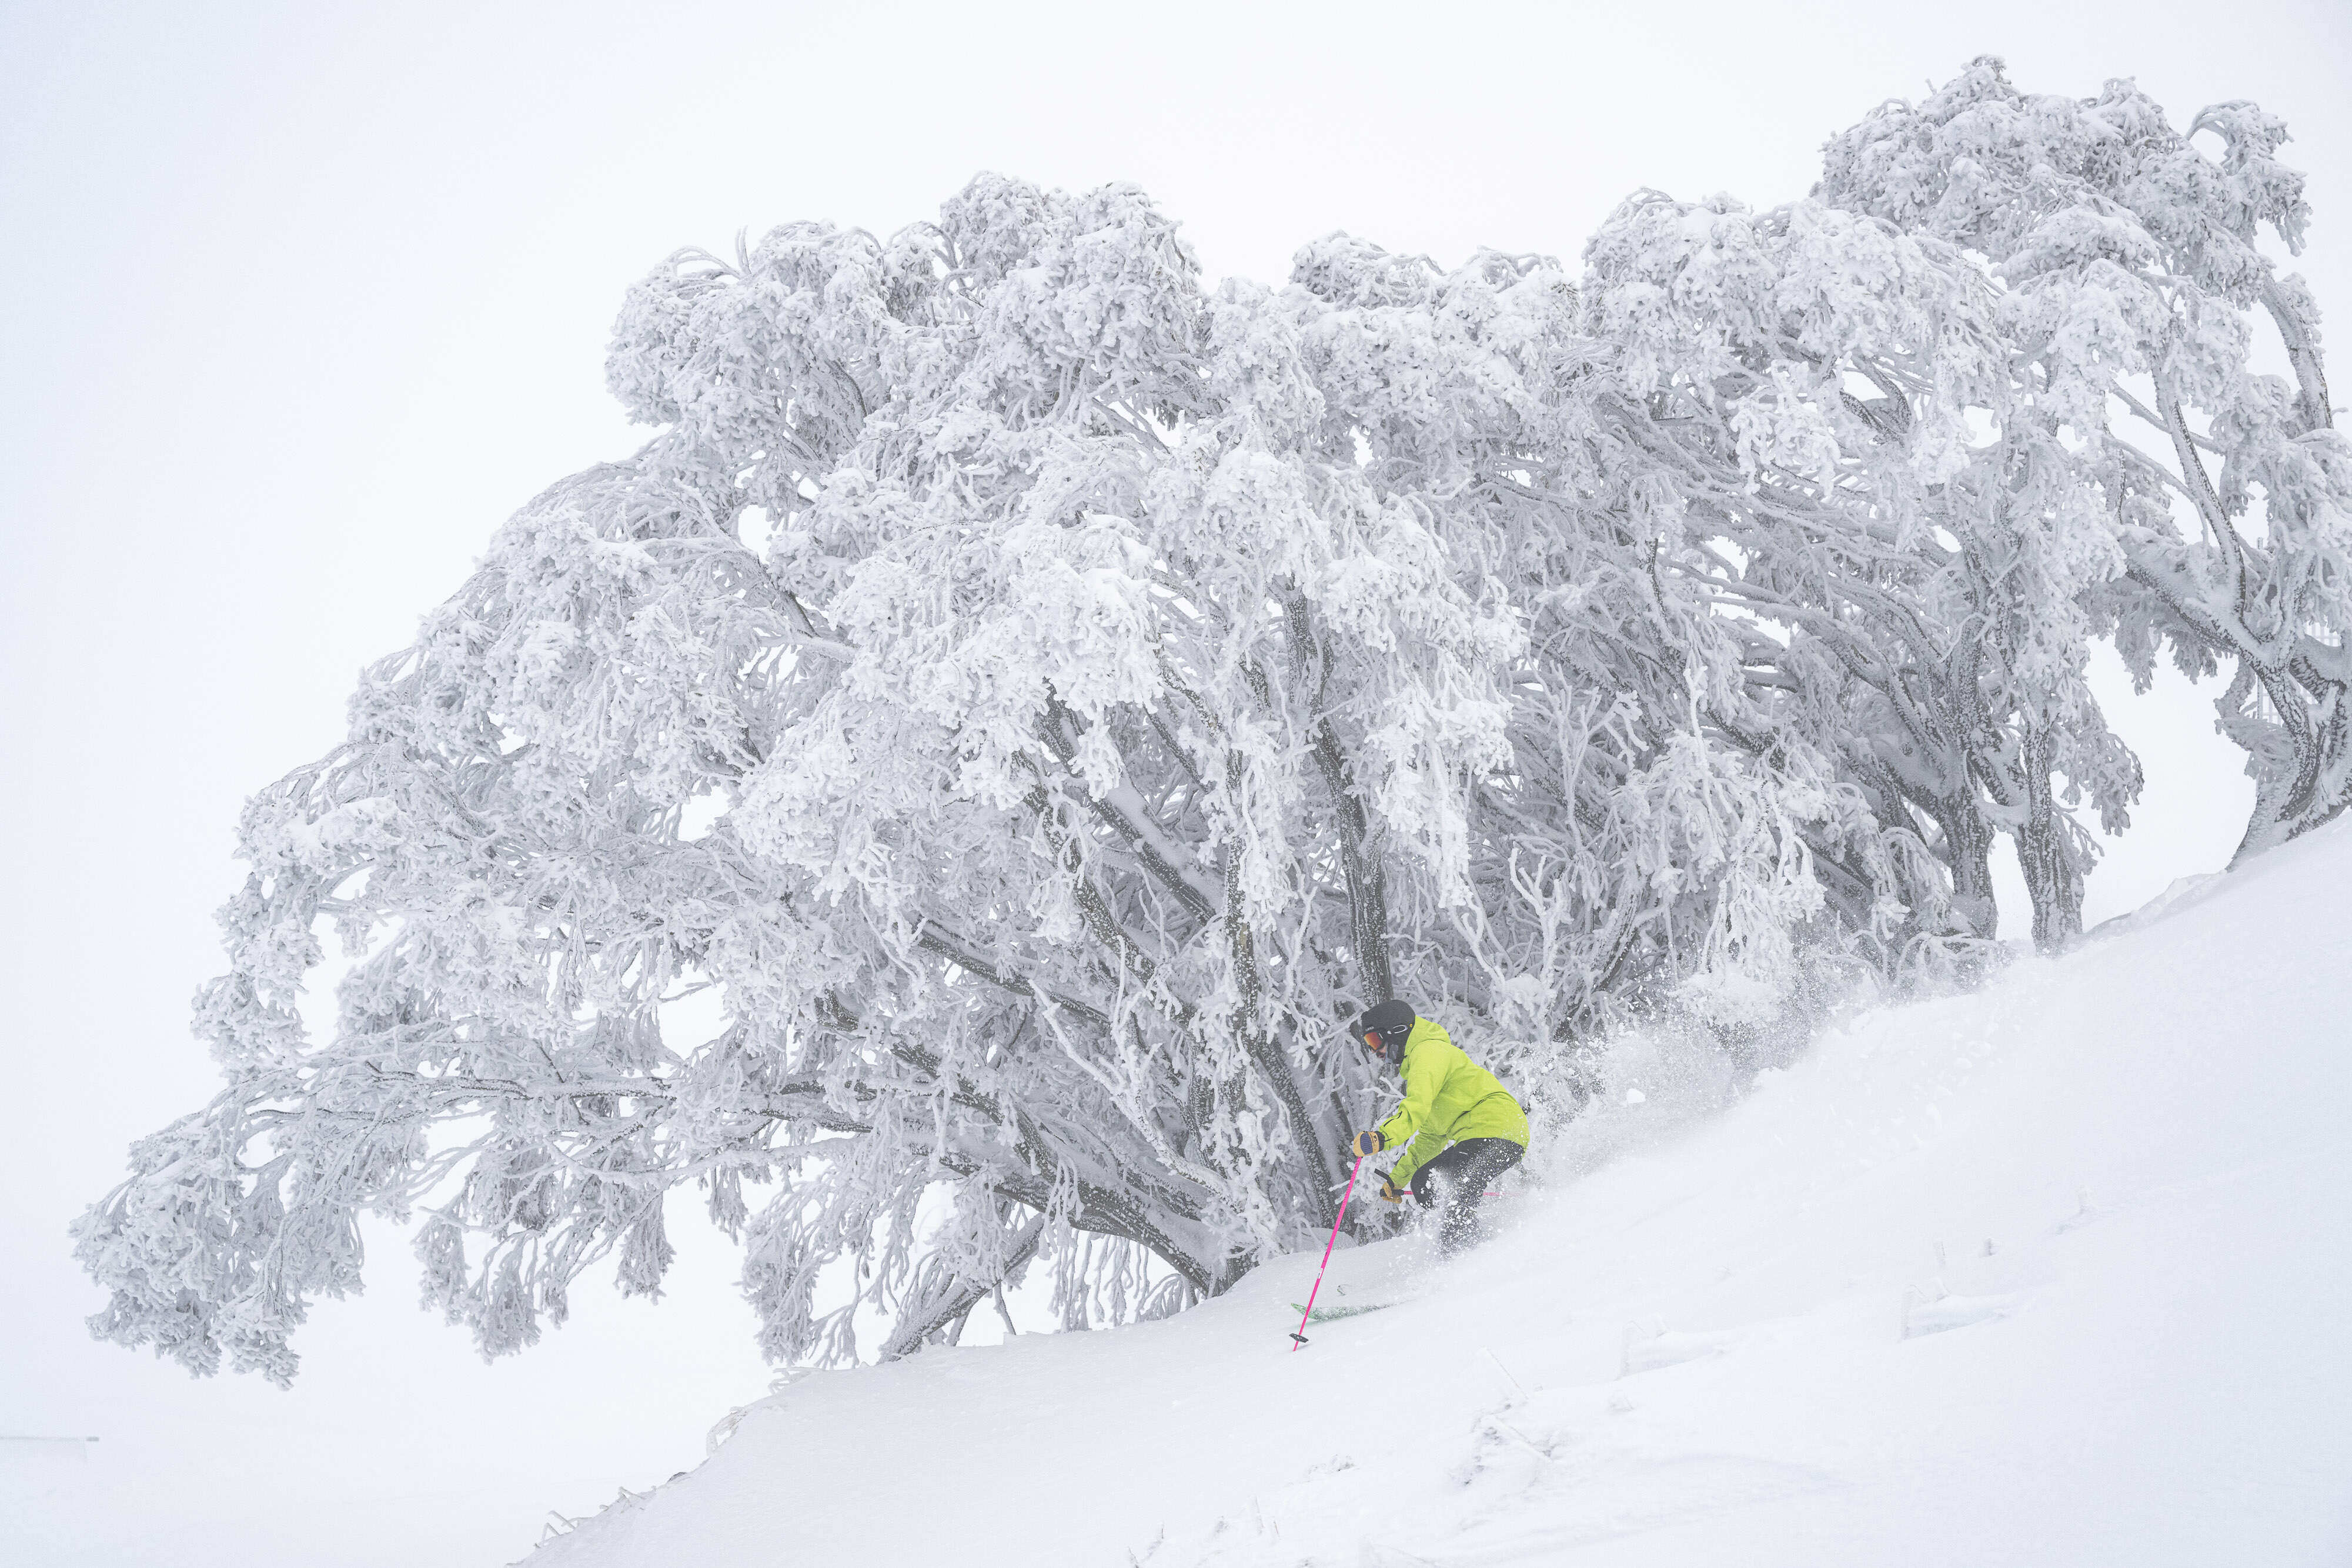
[1378,1178,1406,1203]
[1351,1130,1385,1158]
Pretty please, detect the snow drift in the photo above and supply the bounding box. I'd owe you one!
[529,821,2352,1567]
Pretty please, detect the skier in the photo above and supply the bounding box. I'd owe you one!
[1347,999,1529,1255]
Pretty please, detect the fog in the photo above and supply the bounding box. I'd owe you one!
[3,2,2341,1562]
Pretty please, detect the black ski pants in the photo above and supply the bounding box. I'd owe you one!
[1408,1136,1525,1254]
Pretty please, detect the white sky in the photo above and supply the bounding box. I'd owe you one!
[2,2,2343,1563]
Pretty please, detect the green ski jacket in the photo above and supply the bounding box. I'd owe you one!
[1375,1018,1529,1189]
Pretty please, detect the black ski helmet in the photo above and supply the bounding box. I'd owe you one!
[1351,999,1415,1066]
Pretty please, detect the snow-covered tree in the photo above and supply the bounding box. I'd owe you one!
[76,178,1863,1383]
[88,62,2331,1380]
[1269,236,1911,1047]
[1818,59,2352,862]
[1581,184,2141,949]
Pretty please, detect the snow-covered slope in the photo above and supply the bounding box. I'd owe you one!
[531,822,2352,1568]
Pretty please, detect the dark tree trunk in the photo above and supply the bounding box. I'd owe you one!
[1936,797,2000,942]
[2012,733,2086,952]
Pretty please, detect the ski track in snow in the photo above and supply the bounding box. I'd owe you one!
[529,821,2352,1567]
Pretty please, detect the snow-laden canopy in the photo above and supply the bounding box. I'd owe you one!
[76,60,2348,1382]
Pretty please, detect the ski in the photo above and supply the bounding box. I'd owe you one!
[1288,1300,1394,1325]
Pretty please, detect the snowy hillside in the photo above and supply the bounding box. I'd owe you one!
[530,823,2352,1568]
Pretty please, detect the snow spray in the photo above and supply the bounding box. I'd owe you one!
[1290,1155,1364,1350]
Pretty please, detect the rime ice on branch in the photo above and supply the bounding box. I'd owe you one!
[1815,58,2352,865]
[75,61,2345,1382]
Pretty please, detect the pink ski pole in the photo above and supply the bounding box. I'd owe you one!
[1289,1155,1365,1351]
